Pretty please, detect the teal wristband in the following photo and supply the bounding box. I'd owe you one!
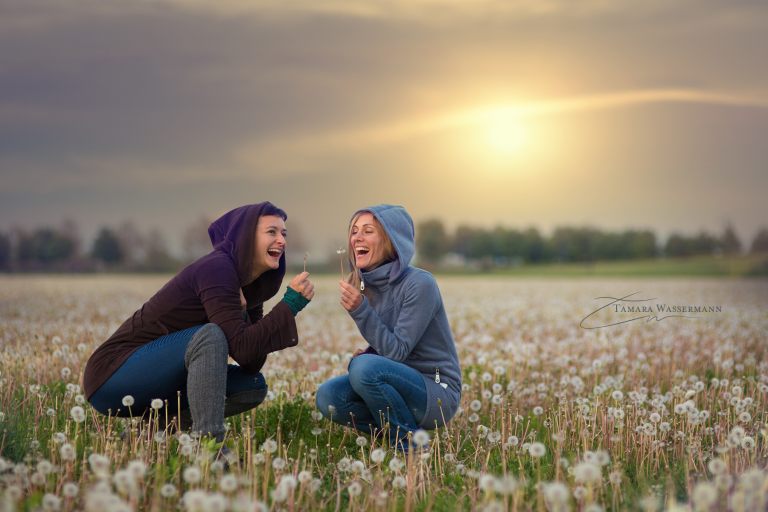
[282,286,310,316]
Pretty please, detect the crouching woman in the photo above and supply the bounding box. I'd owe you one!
[83,202,313,442]
[316,204,461,449]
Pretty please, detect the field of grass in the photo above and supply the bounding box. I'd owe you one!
[0,275,766,511]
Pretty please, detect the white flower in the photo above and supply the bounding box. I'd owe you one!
[70,406,85,423]
[528,442,546,458]
[611,390,624,401]
[348,481,362,497]
[206,492,228,512]
[59,443,76,462]
[506,435,519,447]
[183,490,208,512]
[470,400,482,412]
[392,476,407,489]
[479,474,496,493]
[160,483,177,498]
[183,466,201,484]
[122,395,135,407]
[272,457,286,471]
[533,406,544,416]
[261,439,278,454]
[88,453,111,478]
[574,462,601,484]
[543,482,569,505]
[113,469,137,496]
[692,482,718,510]
[413,429,430,447]
[62,482,79,498]
[42,493,61,512]
[389,457,404,472]
[298,470,312,484]
[219,474,238,493]
[278,475,297,492]
[151,398,164,410]
[371,448,386,464]
[127,460,146,479]
[356,436,367,447]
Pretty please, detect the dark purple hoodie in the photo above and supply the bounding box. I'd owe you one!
[83,202,298,399]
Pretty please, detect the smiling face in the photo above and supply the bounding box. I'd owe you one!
[252,215,287,278]
[349,212,394,271]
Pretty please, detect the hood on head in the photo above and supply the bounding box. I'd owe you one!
[350,204,415,283]
[208,202,286,300]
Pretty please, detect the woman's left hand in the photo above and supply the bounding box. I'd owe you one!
[339,280,363,312]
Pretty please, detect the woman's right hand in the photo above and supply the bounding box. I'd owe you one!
[289,272,315,300]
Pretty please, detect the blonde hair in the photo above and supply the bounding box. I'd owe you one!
[346,211,395,291]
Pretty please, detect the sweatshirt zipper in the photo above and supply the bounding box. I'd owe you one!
[434,367,440,384]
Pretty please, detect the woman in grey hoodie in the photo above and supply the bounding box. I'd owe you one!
[316,205,461,449]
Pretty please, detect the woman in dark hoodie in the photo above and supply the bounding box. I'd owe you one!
[83,202,313,442]
[316,205,461,450]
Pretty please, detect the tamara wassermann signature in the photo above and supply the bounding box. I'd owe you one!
[580,291,698,329]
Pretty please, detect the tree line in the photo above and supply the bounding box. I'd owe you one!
[0,218,213,273]
[415,220,768,267]
[1,218,766,273]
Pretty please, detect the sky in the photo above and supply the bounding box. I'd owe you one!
[1,0,767,260]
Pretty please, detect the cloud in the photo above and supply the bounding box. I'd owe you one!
[236,88,768,173]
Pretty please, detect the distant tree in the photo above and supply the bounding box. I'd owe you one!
[0,232,10,270]
[16,227,75,264]
[720,223,742,254]
[182,216,213,263]
[522,227,547,263]
[116,221,145,267]
[58,219,82,260]
[665,231,719,257]
[665,233,690,257]
[750,228,768,253]
[691,231,720,255]
[628,230,657,259]
[551,227,599,262]
[417,219,448,265]
[91,227,124,264]
[492,227,526,263]
[142,228,179,272]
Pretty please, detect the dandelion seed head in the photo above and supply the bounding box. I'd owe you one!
[413,429,430,447]
[392,476,406,489]
[70,406,85,423]
[160,483,177,498]
[371,448,386,463]
[183,466,201,484]
[528,442,546,458]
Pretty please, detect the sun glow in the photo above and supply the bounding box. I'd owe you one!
[482,108,527,157]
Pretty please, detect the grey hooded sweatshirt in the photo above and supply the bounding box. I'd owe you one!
[348,205,461,429]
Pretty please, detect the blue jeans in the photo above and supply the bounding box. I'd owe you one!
[90,324,267,424]
[315,354,427,445]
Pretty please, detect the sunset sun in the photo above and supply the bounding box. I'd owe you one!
[484,109,526,157]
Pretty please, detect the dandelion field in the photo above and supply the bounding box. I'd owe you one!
[1,275,767,511]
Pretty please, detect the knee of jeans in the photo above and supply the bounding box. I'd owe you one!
[315,383,336,419]
[185,323,228,367]
[228,385,268,406]
[348,354,382,390]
